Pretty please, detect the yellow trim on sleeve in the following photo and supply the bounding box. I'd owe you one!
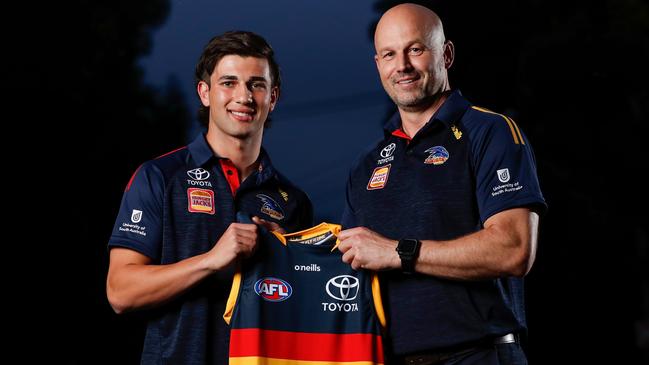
[505,116,525,145]
[471,106,520,144]
[371,273,387,329]
[223,266,242,325]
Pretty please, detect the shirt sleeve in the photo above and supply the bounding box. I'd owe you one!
[471,116,547,223]
[341,170,359,229]
[108,162,164,262]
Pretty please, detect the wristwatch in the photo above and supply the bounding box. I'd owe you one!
[396,238,421,274]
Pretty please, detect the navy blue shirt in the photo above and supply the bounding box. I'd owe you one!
[109,134,313,365]
[342,90,546,355]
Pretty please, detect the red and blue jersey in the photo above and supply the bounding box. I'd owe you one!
[224,222,385,365]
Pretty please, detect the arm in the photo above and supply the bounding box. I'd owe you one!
[338,207,539,280]
[106,222,258,314]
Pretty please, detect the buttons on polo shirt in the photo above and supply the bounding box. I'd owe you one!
[226,170,234,175]
[406,149,414,156]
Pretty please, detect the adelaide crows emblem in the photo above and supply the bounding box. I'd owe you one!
[256,194,285,220]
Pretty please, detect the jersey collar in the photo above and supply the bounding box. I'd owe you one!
[188,133,278,186]
[383,89,471,138]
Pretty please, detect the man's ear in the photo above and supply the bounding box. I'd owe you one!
[443,40,455,69]
[197,80,210,107]
[269,86,279,112]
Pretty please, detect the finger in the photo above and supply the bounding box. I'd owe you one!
[232,222,259,231]
[341,248,355,264]
[337,240,351,253]
[235,230,258,243]
[351,259,362,271]
[338,227,367,240]
[252,216,285,233]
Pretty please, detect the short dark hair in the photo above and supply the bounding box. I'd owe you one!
[194,31,281,128]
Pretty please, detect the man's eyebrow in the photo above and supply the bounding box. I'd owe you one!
[217,75,238,81]
[248,76,268,83]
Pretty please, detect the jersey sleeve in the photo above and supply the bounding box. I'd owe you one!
[108,162,164,262]
[471,116,547,223]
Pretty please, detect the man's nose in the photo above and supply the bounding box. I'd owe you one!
[396,52,414,73]
[235,84,253,103]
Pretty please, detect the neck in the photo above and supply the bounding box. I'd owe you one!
[205,128,262,181]
[399,90,451,138]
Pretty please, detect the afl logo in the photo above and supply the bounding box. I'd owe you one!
[326,275,359,301]
[254,277,292,302]
[187,168,210,181]
[380,143,396,158]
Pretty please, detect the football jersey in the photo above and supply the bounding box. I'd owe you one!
[224,221,385,365]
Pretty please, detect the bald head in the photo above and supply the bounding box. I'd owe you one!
[375,3,446,53]
[373,3,454,113]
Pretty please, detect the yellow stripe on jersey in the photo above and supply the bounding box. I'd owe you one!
[230,357,383,365]
[471,106,521,145]
[371,274,387,329]
[224,267,242,325]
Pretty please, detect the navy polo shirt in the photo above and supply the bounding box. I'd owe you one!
[109,134,313,365]
[342,90,546,355]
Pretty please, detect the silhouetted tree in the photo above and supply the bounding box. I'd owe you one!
[15,1,190,363]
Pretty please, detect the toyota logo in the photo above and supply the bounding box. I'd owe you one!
[380,143,396,158]
[325,275,359,301]
[187,168,210,181]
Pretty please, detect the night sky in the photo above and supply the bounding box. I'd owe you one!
[20,0,649,364]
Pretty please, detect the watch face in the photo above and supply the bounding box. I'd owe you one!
[399,239,417,254]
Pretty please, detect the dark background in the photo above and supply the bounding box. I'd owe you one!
[15,0,648,363]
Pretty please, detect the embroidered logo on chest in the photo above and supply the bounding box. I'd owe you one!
[186,168,213,187]
[187,188,215,214]
[377,143,396,164]
[367,164,391,190]
[423,146,450,165]
[256,194,285,220]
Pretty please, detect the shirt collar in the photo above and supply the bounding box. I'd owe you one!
[188,133,217,167]
[383,89,471,136]
[187,133,277,185]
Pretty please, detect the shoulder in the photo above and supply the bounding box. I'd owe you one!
[127,146,189,191]
[462,106,526,147]
[274,171,311,203]
[349,137,391,173]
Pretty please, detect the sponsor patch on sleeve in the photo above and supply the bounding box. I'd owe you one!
[367,164,391,190]
[187,188,215,214]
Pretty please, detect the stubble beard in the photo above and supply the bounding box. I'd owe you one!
[389,87,434,112]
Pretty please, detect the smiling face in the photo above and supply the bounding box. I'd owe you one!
[198,55,278,140]
[374,4,453,112]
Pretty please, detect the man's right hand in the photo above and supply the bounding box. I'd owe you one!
[204,222,259,270]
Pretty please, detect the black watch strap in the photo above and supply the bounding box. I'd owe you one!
[396,238,421,274]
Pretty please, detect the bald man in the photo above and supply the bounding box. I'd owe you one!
[339,3,546,364]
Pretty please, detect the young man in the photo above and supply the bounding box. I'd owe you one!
[339,4,546,364]
[106,31,312,364]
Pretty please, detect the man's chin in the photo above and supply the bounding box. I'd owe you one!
[393,96,429,111]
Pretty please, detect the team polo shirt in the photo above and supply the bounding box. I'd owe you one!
[108,134,313,365]
[342,90,546,355]
[224,217,385,365]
